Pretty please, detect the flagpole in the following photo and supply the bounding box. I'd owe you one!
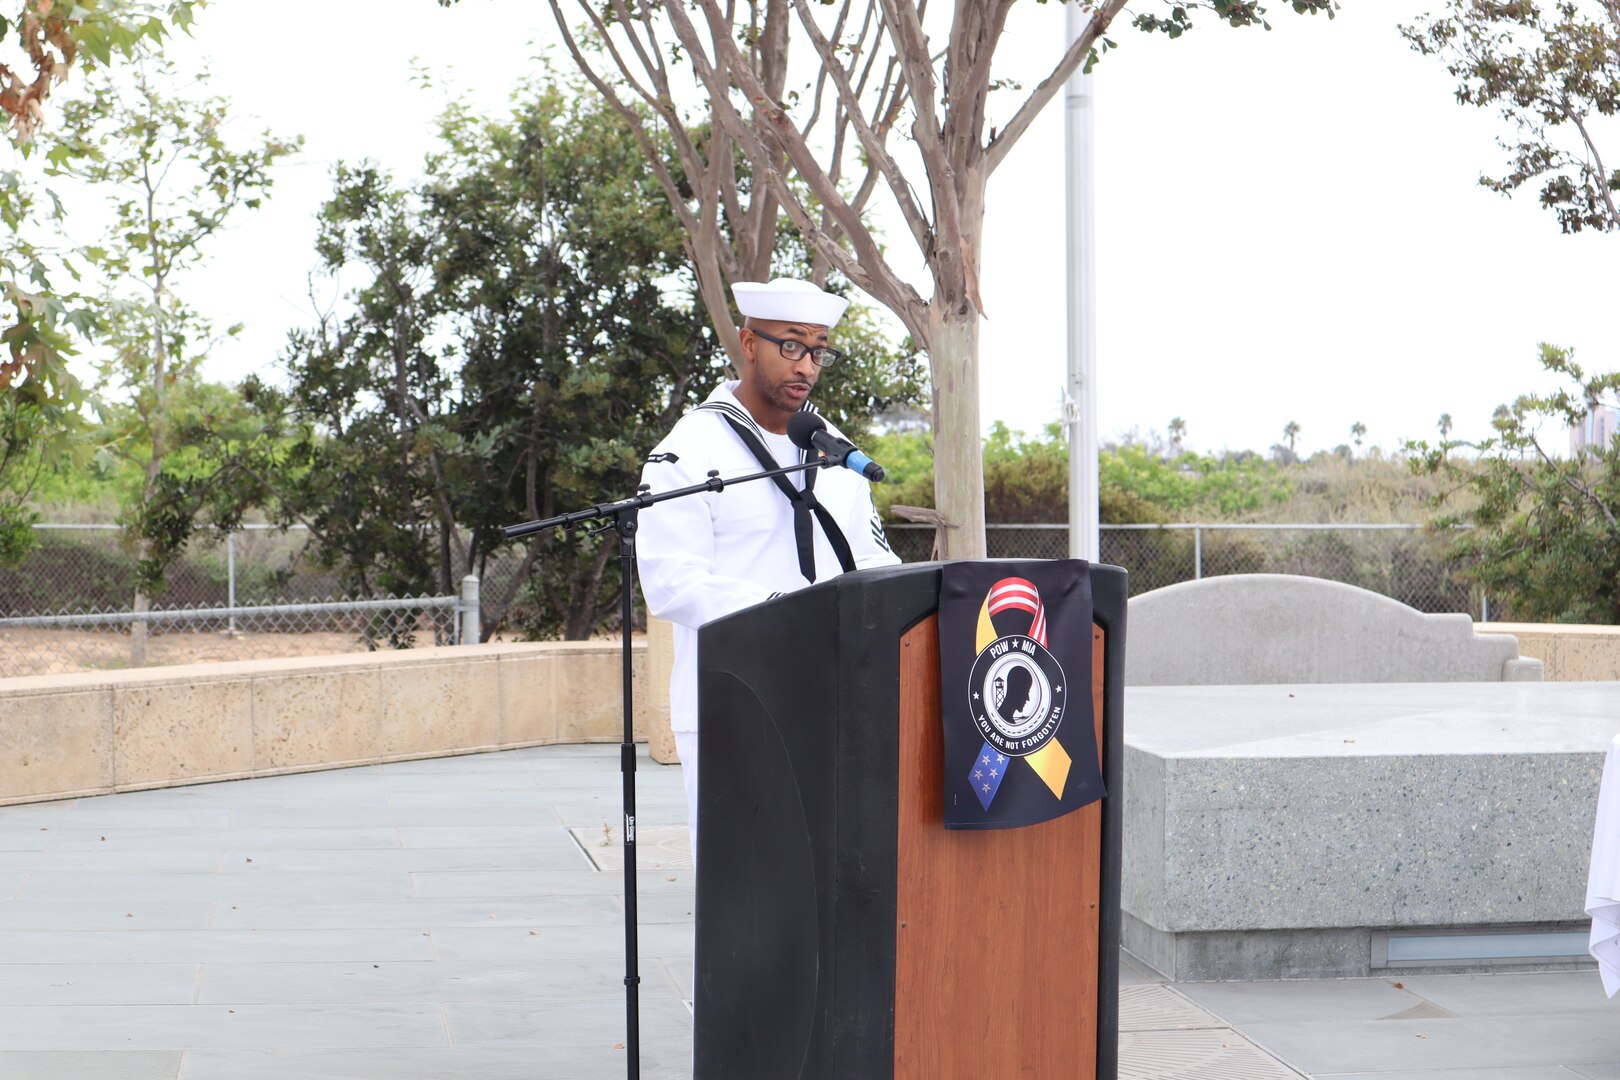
[1064,3,1101,562]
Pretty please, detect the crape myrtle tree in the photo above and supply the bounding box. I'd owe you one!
[152,76,921,640]
[1407,344,1620,622]
[1402,0,1620,234]
[458,0,1337,558]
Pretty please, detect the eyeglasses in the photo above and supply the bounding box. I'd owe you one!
[750,328,843,368]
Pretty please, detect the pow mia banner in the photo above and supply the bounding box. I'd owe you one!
[938,561,1105,830]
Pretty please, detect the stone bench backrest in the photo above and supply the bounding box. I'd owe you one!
[1125,573,1543,685]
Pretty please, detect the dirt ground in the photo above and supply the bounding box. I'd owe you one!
[0,626,452,680]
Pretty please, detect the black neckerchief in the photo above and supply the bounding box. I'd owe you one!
[696,401,857,584]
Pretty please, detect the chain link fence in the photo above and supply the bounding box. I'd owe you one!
[886,523,1487,618]
[5,520,1488,680]
[0,525,479,679]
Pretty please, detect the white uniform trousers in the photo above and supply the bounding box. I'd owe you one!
[675,730,700,866]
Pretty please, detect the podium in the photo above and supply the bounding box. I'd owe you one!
[695,561,1125,1080]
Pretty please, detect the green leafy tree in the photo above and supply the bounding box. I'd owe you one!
[0,391,55,563]
[50,59,295,660]
[874,422,1291,524]
[154,76,922,640]
[1408,343,1620,622]
[1350,420,1367,454]
[1402,1,1620,234]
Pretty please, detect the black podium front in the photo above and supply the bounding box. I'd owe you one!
[694,561,1126,1080]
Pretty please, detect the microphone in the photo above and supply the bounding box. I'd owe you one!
[787,412,886,483]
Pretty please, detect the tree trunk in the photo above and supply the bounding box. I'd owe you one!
[130,457,163,668]
[927,305,986,560]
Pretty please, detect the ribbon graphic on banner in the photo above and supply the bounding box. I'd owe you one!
[939,561,1104,830]
[967,577,1073,810]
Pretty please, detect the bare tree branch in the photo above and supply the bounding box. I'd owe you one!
[984,0,1128,174]
[789,0,933,253]
[1565,99,1620,227]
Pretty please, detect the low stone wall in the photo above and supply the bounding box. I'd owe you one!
[1478,622,1620,681]
[0,641,657,806]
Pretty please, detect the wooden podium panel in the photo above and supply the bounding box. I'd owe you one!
[893,618,1106,1080]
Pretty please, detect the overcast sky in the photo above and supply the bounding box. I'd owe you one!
[120,1,1620,457]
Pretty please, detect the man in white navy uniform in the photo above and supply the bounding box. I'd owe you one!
[636,278,901,859]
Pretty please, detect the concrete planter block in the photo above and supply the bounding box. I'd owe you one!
[552,642,633,743]
[113,677,253,788]
[252,667,384,770]
[379,654,502,757]
[496,651,560,745]
[1480,622,1620,682]
[0,688,114,800]
[645,617,678,766]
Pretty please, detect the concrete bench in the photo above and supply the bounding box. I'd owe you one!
[1127,574,1543,685]
[1119,575,1590,981]
[1122,682,1611,980]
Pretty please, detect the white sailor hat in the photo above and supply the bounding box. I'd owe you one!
[731,277,849,328]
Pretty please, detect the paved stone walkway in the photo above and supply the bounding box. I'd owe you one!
[0,744,1616,1078]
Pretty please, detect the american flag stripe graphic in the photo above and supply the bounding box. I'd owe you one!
[986,577,1046,646]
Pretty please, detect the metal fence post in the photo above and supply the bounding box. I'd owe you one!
[226,530,237,635]
[1194,525,1203,580]
[459,575,481,645]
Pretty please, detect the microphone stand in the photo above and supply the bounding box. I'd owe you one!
[501,455,831,1080]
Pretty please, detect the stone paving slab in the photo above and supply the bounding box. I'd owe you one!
[0,1050,183,1080]
[216,846,585,874]
[1317,1070,1594,1080]
[226,805,567,828]
[0,1002,448,1050]
[426,922,694,963]
[7,807,236,827]
[194,958,661,1004]
[0,829,52,851]
[1178,969,1620,1077]
[442,997,694,1048]
[1118,1029,1302,1079]
[172,1046,696,1080]
[210,895,625,930]
[0,898,216,929]
[43,826,402,850]
[1232,1013,1620,1074]
[0,742,1617,1079]
[1,928,441,964]
[394,825,597,851]
[18,868,415,901]
[0,962,200,1005]
[0,849,227,872]
[409,869,693,898]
